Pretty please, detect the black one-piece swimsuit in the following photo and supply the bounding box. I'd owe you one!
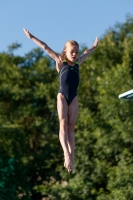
[58,60,80,106]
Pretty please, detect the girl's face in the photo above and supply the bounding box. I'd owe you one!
[65,44,79,63]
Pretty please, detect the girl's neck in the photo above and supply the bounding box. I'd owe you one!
[66,58,75,66]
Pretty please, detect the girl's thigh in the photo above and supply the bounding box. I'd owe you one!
[57,93,68,122]
[68,96,78,124]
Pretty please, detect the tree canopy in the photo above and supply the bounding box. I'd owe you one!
[0,15,133,200]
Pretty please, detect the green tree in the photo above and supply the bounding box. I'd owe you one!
[0,15,133,200]
[0,48,62,199]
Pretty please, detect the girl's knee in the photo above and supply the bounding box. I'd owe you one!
[60,119,68,131]
[68,122,75,132]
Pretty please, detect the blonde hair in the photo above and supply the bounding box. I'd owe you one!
[61,40,79,60]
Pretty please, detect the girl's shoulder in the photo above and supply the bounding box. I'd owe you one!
[55,55,63,72]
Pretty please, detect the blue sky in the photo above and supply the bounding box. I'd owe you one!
[1,0,133,56]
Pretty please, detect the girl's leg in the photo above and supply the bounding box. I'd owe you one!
[57,93,72,172]
[68,96,78,170]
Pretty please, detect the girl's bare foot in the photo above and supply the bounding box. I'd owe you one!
[71,154,74,171]
[64,154,72,172]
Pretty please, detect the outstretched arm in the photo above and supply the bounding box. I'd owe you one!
[23,28,60,61]
[77,37,98,65]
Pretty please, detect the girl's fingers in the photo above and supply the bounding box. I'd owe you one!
[23,28,28,33]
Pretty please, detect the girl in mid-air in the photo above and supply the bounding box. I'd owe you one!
[23,28,98,172]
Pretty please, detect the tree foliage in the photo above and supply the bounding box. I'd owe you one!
[0,15,133,200]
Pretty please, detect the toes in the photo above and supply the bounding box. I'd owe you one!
[64,162,72,172]
[64,162,67,168]
[68,165,72,172]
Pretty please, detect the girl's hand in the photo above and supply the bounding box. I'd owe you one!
[93,37,98,48]
[23,28,32,39]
